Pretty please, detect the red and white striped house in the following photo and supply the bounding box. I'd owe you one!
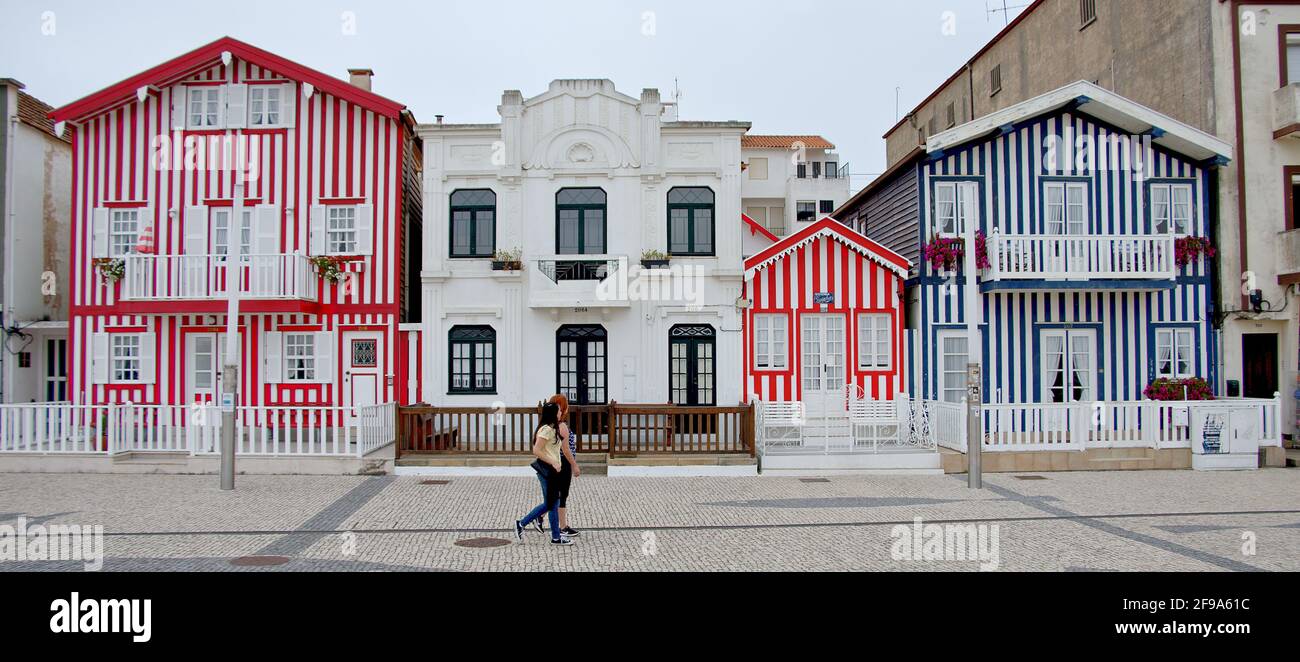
[48,37,422,412]
[743,217,910,411]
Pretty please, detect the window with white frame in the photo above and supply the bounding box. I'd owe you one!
[1041,329,1096,403]
[1043,181,1088,235]
[187,87,221,128]
[1155,328,1195,379]
[284,333,316,382]
[110,209,140,257]
[111,335,142,383]
[211,208,252,260]
[327,207,358,254]
[1149,182,1193,236]
[857,314,892,370]
[937,330,968,404]
[249,86,282,126]
[754,314,788,370]
[933,180,978,237]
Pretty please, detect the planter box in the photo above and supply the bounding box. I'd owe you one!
[492,261,523,271]
[641,259,670,269]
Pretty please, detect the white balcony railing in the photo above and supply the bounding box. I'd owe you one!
[122,253,319,301]
[529,255,631,309]
[985,232,1176,281]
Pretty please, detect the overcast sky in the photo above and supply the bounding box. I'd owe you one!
[0,0,1026,187]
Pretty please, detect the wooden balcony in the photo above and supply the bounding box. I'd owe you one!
[122,253,319,302]
[984,232,1176,283]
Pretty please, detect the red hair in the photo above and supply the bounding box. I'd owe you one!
[548,394,570,420]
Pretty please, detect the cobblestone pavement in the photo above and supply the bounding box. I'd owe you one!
[1,469,1297,571]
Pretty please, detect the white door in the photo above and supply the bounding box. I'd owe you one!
[343,331,383,418]
[185,333,224,405]
[1040,329,1096,404]
[801,314,847,414]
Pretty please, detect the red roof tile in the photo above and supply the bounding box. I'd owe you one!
[742,135,834,150]
[17,91,68,143]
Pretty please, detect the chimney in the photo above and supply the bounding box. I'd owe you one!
[347,68,374,92]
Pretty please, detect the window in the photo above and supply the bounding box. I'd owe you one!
[747,157,768,180]
[285,333,316,382]
[110,209,140,257]
[1041,329,1096,403]
[933,180,978,236]
[990,65,1003,96]
[1080,0,1097,28]
[1288,168,1300,231]
[946,102,956,128]
[211,208,252,259]
[1285,31,1300,87]
[819,200,835,214]
[667,187,715,256]
[754,314,789,370]
[812,162,823,179]
[112,335,142,383]
[670,325,715,406]
[327,207,358,254]
[1043,181,1089,235]
[796,163,808,179]
[556,188,607,254]
[449,326,496,394]
[45,338,67,402]
[927,116,938,137]
[249,86,281,126]
[1155,328,1195,380]
[1149,182,1193,235]
[187,87,221,128]
[937,331,968,404]
[857,314,892,370]
[825,162,839,179]
[450,189,496,258]
[797,201,817,223]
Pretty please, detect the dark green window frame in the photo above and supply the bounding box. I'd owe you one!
[667,187,716,257]
[448,325,496,394]
[555,188,607,255]
[449,189,496,258]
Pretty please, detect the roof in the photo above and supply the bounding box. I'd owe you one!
[927,81,1233,163]
[49,36,406,123]
[744,217,910,279]
[832,146,925,219]
[17,90,69,143]
[742,135,834,150]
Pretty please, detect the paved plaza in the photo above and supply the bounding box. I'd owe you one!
[1,469,1298,572]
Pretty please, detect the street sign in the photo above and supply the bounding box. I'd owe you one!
[813,292,834,304]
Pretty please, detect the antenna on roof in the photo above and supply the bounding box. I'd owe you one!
[986,0,1029,26]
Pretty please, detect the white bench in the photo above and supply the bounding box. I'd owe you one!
[761,402,806,449]
[847,397,903,450]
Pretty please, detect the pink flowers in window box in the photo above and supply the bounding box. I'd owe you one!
[1143,377,1214,401]
[1174,236,1216,268]
[924,232,990,273]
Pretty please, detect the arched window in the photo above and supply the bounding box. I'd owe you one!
[667,187,715,256]
[449,326,496,393]
[670,325,716,405]
[556,188,607,255]
[450,189,496,258]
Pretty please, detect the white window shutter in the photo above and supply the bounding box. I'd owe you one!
[91,208,110,258]
[171,86,188,130]
[309,205,327,255]
[214,85,227,129]
[280,83,296,128]
[263,331,284,384]
[225,83,248,129]
[91,333,110,384]
[355,203,374,255]
[139,333,157,384]
[254,204,281,254]
[315,331,334,384]
[184,206,209,255]
[959,182,979,235]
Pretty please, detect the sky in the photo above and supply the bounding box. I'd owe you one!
[0,0,1027,189]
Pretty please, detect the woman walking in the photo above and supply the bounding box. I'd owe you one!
[534,394,581,537]
[514,401,572,546]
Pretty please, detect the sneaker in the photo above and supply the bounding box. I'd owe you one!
[560,527,581,537]
[531,517,545,533]
[550,537,575,546]
[514,520,525,543]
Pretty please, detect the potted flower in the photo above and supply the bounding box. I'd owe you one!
[92,257,126,284]
[1143,377,1215,402]
[310,255,349,283]
[641,249,671,269]
[1174,236,1216,268]
[924,232,990,273]
[492,248,523,271]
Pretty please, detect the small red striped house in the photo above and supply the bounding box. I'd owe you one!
[48,37,423,412]
[743,217,910,411]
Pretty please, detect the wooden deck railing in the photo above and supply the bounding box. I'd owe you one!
[396,402,756,458]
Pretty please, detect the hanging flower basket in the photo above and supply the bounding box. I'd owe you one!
[1174,236,1216,268]
[924,232,990,273]
[310,255,350,283]
[92,257,126,284]
[1143,377,1215,401]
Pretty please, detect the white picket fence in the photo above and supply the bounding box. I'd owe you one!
[0,401,396,458]
[923,396,1282,453]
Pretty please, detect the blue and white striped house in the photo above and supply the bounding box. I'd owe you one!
[839,81,1234,408]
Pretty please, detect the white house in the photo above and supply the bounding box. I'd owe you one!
[416,79,749,408]
[741,134,851,244]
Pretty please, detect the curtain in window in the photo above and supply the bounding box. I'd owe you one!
[1044,334,1065,403]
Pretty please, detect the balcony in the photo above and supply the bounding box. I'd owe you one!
[1276,228,1300,283]
[121,253,319,302]
[528,256,631,309]
[1274,84,1300,139]
[984,232,1177,285]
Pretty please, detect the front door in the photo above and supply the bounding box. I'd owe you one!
[669,325,716,406]
[801,314,847,414]
[343,331,383,417]
[1242,333,1279,399]
[43,337,68,402]
[185,333,225,405]
[558,325,607,405]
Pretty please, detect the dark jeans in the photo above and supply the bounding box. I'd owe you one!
[520,464,562,541]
